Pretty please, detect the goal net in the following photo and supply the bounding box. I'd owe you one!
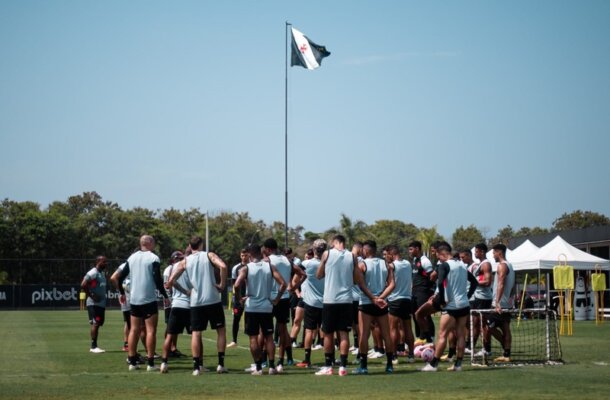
[469,308,563,365]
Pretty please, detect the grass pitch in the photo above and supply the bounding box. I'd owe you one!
[0,309,608,399]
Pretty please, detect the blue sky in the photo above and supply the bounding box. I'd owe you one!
[1,0,609,239]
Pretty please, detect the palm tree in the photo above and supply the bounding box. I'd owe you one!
[416,225,439,257]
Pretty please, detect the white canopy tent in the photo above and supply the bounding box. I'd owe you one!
[512,235,610,271]
[509,239,540,264]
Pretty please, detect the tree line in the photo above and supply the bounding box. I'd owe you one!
[1,191,608,284]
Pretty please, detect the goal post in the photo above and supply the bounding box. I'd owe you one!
[468,308,563,365]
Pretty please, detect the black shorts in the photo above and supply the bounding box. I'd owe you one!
[164,307,171,324]
[87,305,105,326]
[290,293,300,308]
[122,310,131,323]
[303,304,323,330]
[130,301,158,319]
[470,298,493,311]
[167,307,192,335]
[297,298,305,308]
[486,312,512,328]
[359,303,389,317]
[322,303,352,333]
[245,312,274,337]
[443,307,470,318]
[352,301,360,324]
[412,289,433,311]
[389,299,412,320]
[272,298,291,324]
[191,302,226,331]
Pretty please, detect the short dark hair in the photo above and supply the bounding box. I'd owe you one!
[353,240,363,247]
[284,247,293,256]
[363,240,377,253]
[384,244,399,255]
[493,243,507,257]
[437,243,452,253]
[408,240,422,249]
[190,236,204,250]
[332,234,346,244]
[432,240,449,250]
[263,238,278,250]
[240,248,249,254]
[475,243,488,253]
[306,248,314,258]
[248,244,262,257]
[459,248,471,255]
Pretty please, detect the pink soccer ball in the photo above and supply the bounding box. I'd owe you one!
[421,347,435,363]
[414,345,424,358]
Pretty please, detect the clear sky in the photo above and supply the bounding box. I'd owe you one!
[1,0,609,239]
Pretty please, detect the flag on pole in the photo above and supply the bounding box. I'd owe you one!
[290,27,330,70]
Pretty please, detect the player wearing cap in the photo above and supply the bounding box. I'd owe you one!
[160,251,192,373]
[167,236,228,375]
[117,235,170,371]
[81,255,108,354]
[234,244,287,375]
[421,244,478,372]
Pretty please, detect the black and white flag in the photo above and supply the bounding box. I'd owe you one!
[291,27,330,70]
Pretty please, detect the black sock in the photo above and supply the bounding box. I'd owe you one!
[91,339,97,349]
[286,346,293,361]
[324,353,333,367]
[291,337,296,344]
[123,341,128,347]
[304,348,311,364]
[268,359,275,369]
[193,357,201,370]
[128,356,137,366]
[430,357,439,367]
[262,352,268,364]
[504,348,511,357]
[255,359,262,371]
[397,343,405,352]
[455,357,463,367]
[340,354,348,368]
[386,352,394,368]
[162,357,168,363]
[360,354,368,369]
[147,357,154,367]
[448,347,456,358]
[278,356,284,366]
[484,342,491,353]
[218,352,225,367]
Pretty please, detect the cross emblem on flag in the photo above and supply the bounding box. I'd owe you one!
[299,43,308,53]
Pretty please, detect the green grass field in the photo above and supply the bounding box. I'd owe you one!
[0,309,608,400]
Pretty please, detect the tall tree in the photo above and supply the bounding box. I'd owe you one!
[489,225,514,246]
[416,226,444,257]
[368,219,419,252]
[552,210,610,231]
[451,225,485,251]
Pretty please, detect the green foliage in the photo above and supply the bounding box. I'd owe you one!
[451,225,485,251]
[552,210,610,231]
[489,224,515,246]
[368,219,419,253]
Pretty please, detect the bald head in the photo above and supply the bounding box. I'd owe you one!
[140,235,155,251]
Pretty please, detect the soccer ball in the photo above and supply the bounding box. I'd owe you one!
[414,345,424,358]
[122,278,131,294]
[421,347,435,363]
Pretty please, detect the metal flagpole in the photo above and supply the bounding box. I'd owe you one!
[284,21,290,250]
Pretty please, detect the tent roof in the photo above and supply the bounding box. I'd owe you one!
[510,239,540,263]
[512,235,610,271]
